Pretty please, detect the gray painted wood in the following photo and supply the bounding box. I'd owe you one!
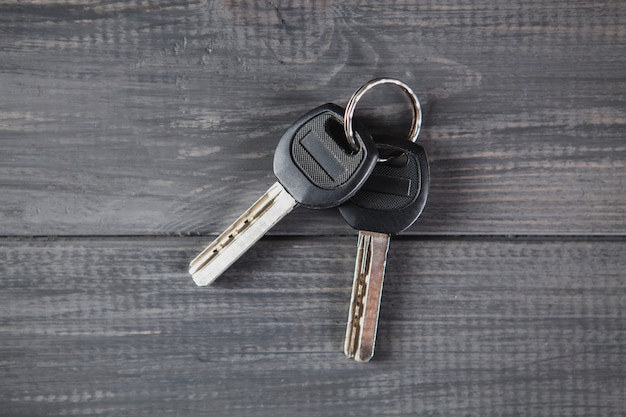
[1,2,624,416]
[0,1,624,235]
[1,237,624,416]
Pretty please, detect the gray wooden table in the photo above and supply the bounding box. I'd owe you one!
[1,1,624,416]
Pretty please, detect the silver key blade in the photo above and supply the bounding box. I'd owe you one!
[344,230,390,362]
[189,182,297,286]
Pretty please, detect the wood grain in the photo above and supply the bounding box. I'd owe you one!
[1,2,624,416]
[0,237,623,416]
[0,1,624,235]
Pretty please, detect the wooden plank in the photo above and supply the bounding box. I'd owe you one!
[0,1,624,236]
[1,236,623,416]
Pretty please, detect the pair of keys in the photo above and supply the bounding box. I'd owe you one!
[189,78,430,362]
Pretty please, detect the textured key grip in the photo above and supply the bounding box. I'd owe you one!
[274,103,378,208]
[338,137,430,234]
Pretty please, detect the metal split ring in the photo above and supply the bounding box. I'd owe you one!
[344,78,422,155]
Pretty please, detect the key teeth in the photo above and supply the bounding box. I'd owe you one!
[344,230,389,363]
[187,182,298,287]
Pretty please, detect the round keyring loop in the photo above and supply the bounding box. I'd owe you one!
[344,78,422,155]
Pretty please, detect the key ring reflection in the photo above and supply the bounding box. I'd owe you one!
[344,78,422,160]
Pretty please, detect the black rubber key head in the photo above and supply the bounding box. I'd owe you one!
[273,103,378,209]
[338,136,430,234]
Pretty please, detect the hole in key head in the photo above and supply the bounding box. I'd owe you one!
[377,141,409,167]
[324,116,355,153]
[382,152,408,167]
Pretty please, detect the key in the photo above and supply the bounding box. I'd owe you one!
[189,103,379,286]
[339,136,430,361]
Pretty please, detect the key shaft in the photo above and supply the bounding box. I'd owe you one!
[189,182,297,286]
[188,103,377,286]
[344,230,390,362]
[340,136,430,362]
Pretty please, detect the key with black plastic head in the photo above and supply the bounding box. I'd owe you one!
[339,137,430,362]
[189,103,378,286]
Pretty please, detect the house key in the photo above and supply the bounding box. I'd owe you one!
[339,78,429,361]
[189,103,379,286]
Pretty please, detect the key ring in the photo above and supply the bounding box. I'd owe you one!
[344,78,422,157]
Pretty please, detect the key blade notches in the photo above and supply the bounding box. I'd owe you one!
[344,230,390,362]
[340,136,430,362]
[189,183,297,286]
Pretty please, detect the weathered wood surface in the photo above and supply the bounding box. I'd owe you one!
[0,1,624,235]
[1,1,625,416]
[1,238,624,416]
